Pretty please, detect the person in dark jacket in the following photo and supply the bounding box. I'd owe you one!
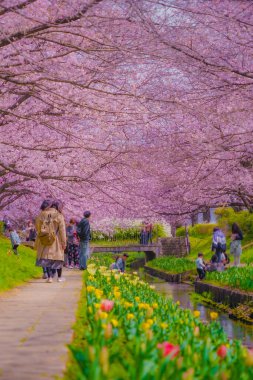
[77,211,91,270]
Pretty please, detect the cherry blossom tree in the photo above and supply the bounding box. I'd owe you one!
[0,0,252,224]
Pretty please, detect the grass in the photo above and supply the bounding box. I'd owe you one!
[146,256,195,274]
[0,236,41,292]
[188,234,253,264]
[91,239,139,247]
[205,267,253,292]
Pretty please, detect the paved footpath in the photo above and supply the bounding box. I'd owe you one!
[0,270,83,380]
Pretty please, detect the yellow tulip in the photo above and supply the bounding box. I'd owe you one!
[111,319,119,327]
[141,322,151,330]
[127,313,135,320]
[160,322,168,329]
[104,323,113,339]
[146,319,154,326]
[95,289,103,299]
[245,349,253,366]
[124,301,133,308]
[138,303,149,310]
[135,296,140,302]
[98,311,108,319]
[193,326,200,337]
[146,307,153,317]
[210,312,218,320]
[193,310,200,318]
[99,346,109,375]
[88,345,95,361]
[87,285,95,292]
[152,303,158,309]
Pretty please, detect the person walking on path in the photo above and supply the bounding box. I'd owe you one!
[66,218,79,268]
[9,228,21,254]
[35,199,66,283]
[77,211,91,270]
[211,227,226,263]
[230,222,243,267]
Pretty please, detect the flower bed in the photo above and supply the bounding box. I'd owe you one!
[206,267,253,292]
[146,256,195,274]
[66,264,253,380]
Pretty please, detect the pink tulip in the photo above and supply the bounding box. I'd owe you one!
[100,300,114,312]
[217,345,227,359]
[157,342,180,358]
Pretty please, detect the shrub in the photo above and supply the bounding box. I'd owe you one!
[215,208,253,242]
[176,224,217,238]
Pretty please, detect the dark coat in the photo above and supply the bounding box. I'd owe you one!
[77,218,91,242]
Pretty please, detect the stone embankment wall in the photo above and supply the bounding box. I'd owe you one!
[144,266,193,283]
[158,237,188,257]
[195,282,253,307]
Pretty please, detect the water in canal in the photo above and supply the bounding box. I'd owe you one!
[148,277,253,347]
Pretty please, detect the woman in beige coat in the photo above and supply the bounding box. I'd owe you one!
[36,199,66,283]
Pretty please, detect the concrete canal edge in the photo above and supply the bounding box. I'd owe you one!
[195,281,253,307]
[144,266,193,283]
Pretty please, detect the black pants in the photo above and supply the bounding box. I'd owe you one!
[13,244,19,255]
[46,268,62,278]
[197,268,206,280]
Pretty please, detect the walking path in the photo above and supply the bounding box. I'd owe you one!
[0,270,83,380]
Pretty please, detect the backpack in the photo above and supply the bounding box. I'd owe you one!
[38,214,57,246]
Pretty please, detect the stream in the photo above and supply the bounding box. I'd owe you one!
[145,276,253,347]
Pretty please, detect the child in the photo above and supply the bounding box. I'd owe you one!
[9,228,21,255]
[196,252,206,280]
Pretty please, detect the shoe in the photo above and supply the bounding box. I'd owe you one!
[57,277,65,282]
[75,264,79,269]
[42,274,48,279]
[47,278,53,283]
[69,265,74,269]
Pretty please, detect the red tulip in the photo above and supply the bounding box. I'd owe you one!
[217,345,227,359]
[100,300,114,312]
[157,342,180,358]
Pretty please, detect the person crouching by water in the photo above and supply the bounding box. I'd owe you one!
[35,199,66,283]
[110,253,129,273]
[9,228,21,255]
[196,253,206,280]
